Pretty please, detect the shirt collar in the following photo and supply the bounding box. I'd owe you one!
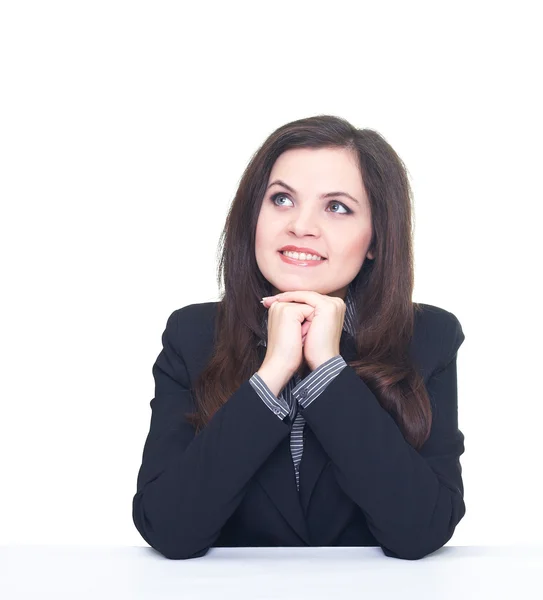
[257,285,357,347]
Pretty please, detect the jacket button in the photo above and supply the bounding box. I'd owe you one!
[299,388,308,399]
[273,407,281,415]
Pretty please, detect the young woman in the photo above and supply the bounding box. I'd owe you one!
[132,115,466,561]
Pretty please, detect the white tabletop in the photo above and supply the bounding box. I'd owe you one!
[1,545,542,599]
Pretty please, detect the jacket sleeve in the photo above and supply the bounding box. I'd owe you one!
[249,355,347,419]
[297,311,466,560]
[132,308,291,560]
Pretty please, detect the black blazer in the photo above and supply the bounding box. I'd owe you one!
[132,301,466,560]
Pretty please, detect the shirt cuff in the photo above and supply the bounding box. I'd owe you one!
[291,355,348,409]
[249,372,290,420]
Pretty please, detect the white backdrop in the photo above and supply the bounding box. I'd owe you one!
[1,0,541,547]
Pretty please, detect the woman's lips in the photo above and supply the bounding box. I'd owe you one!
[278,251,327,267]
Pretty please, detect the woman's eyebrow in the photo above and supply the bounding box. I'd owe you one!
[267,179,360,205]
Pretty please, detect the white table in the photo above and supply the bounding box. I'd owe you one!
[1,545,542,599]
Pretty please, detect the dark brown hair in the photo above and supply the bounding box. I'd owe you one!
[186,115,431,449]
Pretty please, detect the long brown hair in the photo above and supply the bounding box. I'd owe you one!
[186,115,431,449]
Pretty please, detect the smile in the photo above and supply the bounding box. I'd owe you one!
[278,251,327,267]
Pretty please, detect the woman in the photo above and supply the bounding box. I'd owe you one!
[132,115,466,561]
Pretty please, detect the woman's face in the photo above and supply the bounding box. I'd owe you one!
[255,146,374,300]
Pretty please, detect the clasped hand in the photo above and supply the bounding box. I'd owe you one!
[261,290,345,371]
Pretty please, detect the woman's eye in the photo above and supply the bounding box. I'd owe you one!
[270,193,351,215]
[328,201,349,214]
[271,193,292,207]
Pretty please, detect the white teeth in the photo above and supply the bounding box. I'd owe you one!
[281,251,323,261]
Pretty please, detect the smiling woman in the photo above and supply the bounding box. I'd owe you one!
[256,145,374,300]
[132,114,467,561]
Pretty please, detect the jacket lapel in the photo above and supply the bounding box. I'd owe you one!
[255,438,313,544]
[254,343,311,543]
[254,332,358,544]
[298,333,358,515]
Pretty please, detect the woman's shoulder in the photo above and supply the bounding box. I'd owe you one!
[412,302,466,372]
[413,301,463,333]
[167,301,219,337]
[174,300,218,320]
[161,302,220,374]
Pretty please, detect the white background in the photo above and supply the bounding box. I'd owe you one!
[1,0,541,547]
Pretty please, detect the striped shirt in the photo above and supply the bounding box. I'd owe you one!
[249,287,357,491]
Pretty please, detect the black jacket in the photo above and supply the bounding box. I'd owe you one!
[132,301,466,560]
